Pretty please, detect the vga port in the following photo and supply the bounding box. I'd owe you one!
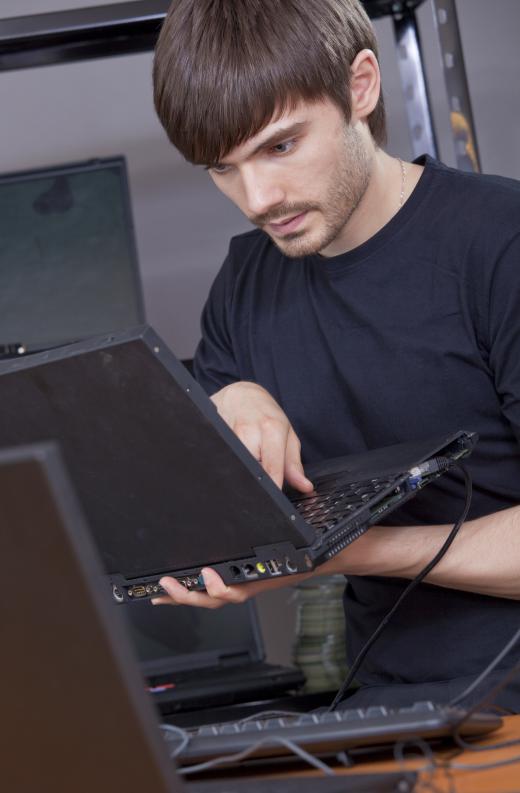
[129,585,147,598]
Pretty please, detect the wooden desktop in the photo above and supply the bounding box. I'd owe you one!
[299,714,520,791]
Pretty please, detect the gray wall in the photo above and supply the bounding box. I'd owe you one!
[1,0,519,664]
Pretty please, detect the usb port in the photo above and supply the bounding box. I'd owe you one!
[266,559,282,575]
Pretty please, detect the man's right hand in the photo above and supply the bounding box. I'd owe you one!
[211,381,314,493]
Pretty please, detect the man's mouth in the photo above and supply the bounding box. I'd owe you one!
[267,211,308,236]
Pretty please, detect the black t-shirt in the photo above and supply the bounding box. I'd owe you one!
[193,155,520,689]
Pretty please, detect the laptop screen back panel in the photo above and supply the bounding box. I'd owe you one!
[0,443,180,793]
[0,327,314,583]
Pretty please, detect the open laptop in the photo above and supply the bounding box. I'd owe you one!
[0,325,476,604]
[0,156,144,359]
[123,598,304,714]
[0,441,418,793]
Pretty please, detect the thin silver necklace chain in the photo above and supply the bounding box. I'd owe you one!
[398,157,406,207]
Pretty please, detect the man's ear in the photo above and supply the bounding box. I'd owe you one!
[349,49,381,123]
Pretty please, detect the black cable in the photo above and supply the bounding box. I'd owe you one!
[329,464,472,711]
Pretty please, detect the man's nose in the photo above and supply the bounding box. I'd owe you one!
[241,166,285,219]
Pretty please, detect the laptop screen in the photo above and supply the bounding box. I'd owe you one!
[0,157,144,354]
[121,599,263,676]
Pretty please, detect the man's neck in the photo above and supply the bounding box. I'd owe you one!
[320,151,424,258]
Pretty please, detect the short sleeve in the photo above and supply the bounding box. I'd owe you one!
[193,252,240,396]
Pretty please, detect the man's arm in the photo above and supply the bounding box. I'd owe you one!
[155,380,520,608]
[155,505,520,607]
[321,505,520,600]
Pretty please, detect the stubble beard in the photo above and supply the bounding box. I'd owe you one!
[262,125,371,259]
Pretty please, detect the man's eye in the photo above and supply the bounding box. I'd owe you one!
[209,163,231,175]
[271,140,295,155]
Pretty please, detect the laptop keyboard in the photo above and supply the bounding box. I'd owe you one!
[165,700,501,765]
[289,476,395,535]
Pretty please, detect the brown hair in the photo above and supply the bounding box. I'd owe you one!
[153,0,386,165]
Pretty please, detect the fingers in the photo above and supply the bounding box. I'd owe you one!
[237,418,309,492]
[232,420,262,464]
[153,567,315,610]
[285,428,314,492]
[152,568,249,609]
[209,381,312,492]
[257,416,289,489]
[232,418,287,488]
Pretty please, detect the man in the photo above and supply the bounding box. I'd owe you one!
[152,0,520,709]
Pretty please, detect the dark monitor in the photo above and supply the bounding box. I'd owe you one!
[123,600,263,679]
[0,156,144,355]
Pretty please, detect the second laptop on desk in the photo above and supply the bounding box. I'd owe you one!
[123,598,303,714]
[0,325,476,605]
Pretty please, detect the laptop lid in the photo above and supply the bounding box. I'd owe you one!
[0,442,180,793]
[0,325,476,604]
[0,156,144,356]
[0,325,315,587]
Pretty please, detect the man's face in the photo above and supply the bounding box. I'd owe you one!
[207,98,371,258]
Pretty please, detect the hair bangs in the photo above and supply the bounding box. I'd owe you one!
[188,76,332,167]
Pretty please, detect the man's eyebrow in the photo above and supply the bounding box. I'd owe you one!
[249,121,308,156]
[208,121,307,170]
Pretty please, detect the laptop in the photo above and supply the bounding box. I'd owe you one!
[123,598,304,714]
[0,325,476,604]
[0,156,144,359]
[0,441,417,793]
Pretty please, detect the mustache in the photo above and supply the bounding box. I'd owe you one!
[250,203,317,226]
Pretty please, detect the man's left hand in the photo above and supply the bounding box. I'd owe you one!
[152,566,312,608]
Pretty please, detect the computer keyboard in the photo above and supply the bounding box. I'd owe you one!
[290,476,395,534]
[165,700,502,765]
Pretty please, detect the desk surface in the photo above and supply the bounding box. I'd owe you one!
[235,714,520,792]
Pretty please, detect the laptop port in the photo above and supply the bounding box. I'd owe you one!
[242,564,258,578]
[112,585,124,603]
[266,559,282,575]
[229,565,241,579]
[129,585,147,598]
[285,557,298,574]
